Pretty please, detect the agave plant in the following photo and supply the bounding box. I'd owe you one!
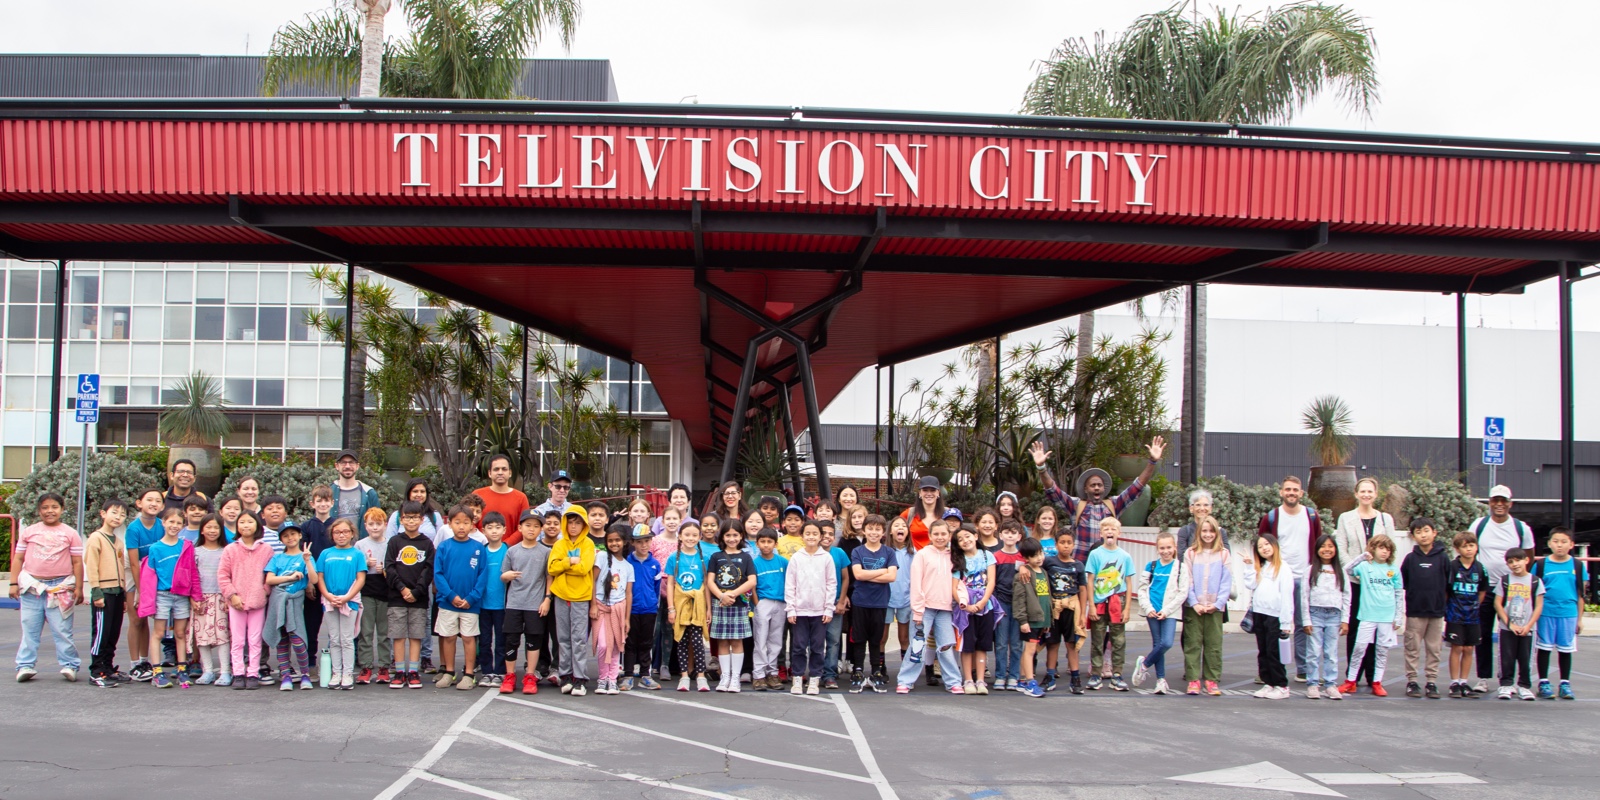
[1302,395,1354,466]
[157,372,231,446]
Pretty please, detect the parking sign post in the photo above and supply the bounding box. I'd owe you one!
[1482,416,1505,494]
[75,374,99,529]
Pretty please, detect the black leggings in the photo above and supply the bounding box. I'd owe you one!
[1536,648,1573,682]
[678,627,707,677]
[624,613,655,675]
[1499,631,1532,688]
[847,605,887,674]
[1253,613,1287,688]
[1477,601,1498,680]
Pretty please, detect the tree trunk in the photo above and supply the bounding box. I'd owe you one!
[355,0,390,99]
[974,337,999,489]
[1180,285,1208,484]
[342,1,387,450]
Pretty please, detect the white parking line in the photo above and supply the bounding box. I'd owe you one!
[415,772,524,800]
[828,695,900,800]
[496,695,875,784]
[466,727,752,800]
[623,690,852,739]
[374,688,500,800]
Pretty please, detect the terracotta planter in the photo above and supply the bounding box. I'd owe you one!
[168,444,223,497]
[1308,465,1358,518]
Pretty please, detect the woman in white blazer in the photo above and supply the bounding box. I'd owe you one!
[1333,477,1395,689]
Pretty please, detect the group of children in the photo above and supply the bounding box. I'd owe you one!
[11,479,1588,706]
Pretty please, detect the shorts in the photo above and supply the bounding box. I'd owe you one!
[1443,621,1481,647]
[1020,627,1045,642]
[155,591,192,620]
[388,606,430,640]
[435,608,481,637]
[503,608,548,640]
[960,613,995,653]
[885,606,912,625]
[1046,606,1079,645]
[1536,616,1578,653]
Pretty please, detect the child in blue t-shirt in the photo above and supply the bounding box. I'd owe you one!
[1535,527,1587,699]
[476,513,510,685]
[1083,519,1136,691]
[750,528,788,690]
[314,519,366,689]
[264,524,316,690]
[666,521,711,691]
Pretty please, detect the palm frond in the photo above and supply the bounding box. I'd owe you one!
[262,8,363,96]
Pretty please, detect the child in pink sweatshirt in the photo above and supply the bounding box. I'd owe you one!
[784,522,836,695]
[217,511,274,690]
[896,520,963,693]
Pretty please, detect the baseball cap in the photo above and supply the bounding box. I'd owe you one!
[549,470,572,484]
[278,522,302,536]
[334,449,360,462]
[942,507,963,521]
[1489,485,1513,500]
[632,523,653,540]
[917,475,941,491]
[783,504,806,518]
[518,509,540,524]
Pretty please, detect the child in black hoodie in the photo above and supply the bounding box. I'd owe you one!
[1399,517,1449,699]
[385,501,436,689]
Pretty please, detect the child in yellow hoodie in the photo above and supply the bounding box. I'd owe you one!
[547,508,597,696]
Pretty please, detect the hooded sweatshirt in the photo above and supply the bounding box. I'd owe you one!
[908,545,956,617]
[217,538,275,611]
[784,548,838,617]
[1399,540,1451,618]
[547,509,597,603]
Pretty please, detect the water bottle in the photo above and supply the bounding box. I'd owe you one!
[319,648,333,687]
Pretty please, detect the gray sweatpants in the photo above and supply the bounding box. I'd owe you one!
[554,598,591,682]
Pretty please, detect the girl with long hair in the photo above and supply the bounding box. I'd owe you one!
[1246,533,1296,699]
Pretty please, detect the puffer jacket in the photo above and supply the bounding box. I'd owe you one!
[136,539,203,618]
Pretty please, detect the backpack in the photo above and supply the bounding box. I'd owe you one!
[1497,573,1544,615]
[1533,558,1583,603]
[1143,558,1183,612]
[1473,516,1530,544]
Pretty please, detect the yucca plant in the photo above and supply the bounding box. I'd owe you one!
[1302,395,1354,466]
[158,372,232,446]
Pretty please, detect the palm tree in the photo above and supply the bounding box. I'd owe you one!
[1021,1,1378,484]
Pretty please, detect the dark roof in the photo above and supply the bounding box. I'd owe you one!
[0,54,618,101]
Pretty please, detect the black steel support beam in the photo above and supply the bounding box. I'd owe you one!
[1457,292,1468,486]
[718,334,774,486]
[788,334,831,501]
[777,384,804,503]
[1185,282,1200,485]
[47,260,66,461]
[228,196,352,263]
[341,262,357,450]
[1559,261,1576,530]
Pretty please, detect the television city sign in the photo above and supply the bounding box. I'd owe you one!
[389,126,1169,211]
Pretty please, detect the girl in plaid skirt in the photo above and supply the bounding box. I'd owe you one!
[708,519,757,692]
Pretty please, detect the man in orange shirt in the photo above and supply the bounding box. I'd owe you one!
[474,455,531,545]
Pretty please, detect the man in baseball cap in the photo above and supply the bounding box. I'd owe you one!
[1464,483,1533,693]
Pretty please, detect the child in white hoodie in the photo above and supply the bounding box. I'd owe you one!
[1245,533,1297,699]
[784,522,836,695]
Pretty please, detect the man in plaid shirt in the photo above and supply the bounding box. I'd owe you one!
[1030,437,1167,563]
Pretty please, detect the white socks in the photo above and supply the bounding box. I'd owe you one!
[717,654,732,690]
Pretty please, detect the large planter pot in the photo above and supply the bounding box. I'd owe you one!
[1110,454,1146,483]
[570,458,595,482]
[168,444,222,497]
[380,445,420,471]
[1117,484,1153,527]
[1308,465,1359,518]
[920,467,955,486]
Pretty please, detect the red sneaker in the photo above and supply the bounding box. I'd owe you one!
[499,674,516,694]
[1370,681,1388,697]
[522,675,539,695]
[407,671,423,689]
[545,673,561,686]
[356,667,373,685]
[388,670,406,689]
[778,666,790,682]
[1337,680,1358,695]
[376,668,390,684]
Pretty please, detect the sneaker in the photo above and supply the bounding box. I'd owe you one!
[245,676,261,690]
[963,680,977,695]
[822,678,839,690]
[925,667,940,688]
[216,674,234,687]
[791,677,804,695]
[15,667,37,683]
[547,673,562,686]
[639,676,661,691]
[341,673,355,689]
[1306,685,1322,699]
[1085,674,1102,691]
[456,674,476,691]
[1448,682,1462,698]
[1204,681,1221,696]
[741,673,752,684]
[196,670,217,685]
[571,683,587,697]
[593,680,610,695]
[1406,681,1421,698]
[660,666,674,681]
[130,662,153,682]
[1325,685,1343,700]
[848,673,864,693]
[807,677,821,695]
[560,681,573,694]
[1273,686,1293,699]
[1425,682,1440,699]
[110,669,132,683]
[1518,686,1536,701]
[1130,657,1149,687]
[1070,675,1085,695]
[695,677,710,693]
[1371,681,1388,697]
[1110,675,1129,692]
[1186,681,1201,696]
[376,668,391,684]
[1538,680,1555,699]
[175,671,190,689]
[1560,682,1577,700]
[390,670,407,689]
[1153,678,1171,695]
[279,677,295,691]
[435,672,456,689]
[1253,685,1274,698]
[1022,679,1045,698]
[91,674,120,688]
[729,678,741,694]
[896,684,911,694]
[1337,680,1358,695]
[522,675,539,695]
[949,685,966,695]
[299,674,315,690]
[1042,674,1058,692]
[619,677,634,692]
[778,666,790,682]
[154,670,174,689]
[1497,686,1514,700]
[1472,678,1489,694]
[357,668,373,685]
[60,667,77,683]
[680,676,692,692]
[408,671,423,689]
[187,662,203,679]
[421,657,437,674]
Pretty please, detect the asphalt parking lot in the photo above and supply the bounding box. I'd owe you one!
[2,608,1598,800]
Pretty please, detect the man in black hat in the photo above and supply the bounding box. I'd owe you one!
[329,450,382,528]
[1030,436,1166,563]
[532,470,576,519]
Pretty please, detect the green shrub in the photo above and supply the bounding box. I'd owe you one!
[12,453,163,529]
[0,483,16,572]
[1393,474,1484,533]
[118,445,170,476]
[1148,475,1284,546]
[217,460,403,521]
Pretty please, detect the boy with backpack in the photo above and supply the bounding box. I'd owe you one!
[1399,517,1449,699]
[1534,527,1586,699]
[1494,548,1543,701]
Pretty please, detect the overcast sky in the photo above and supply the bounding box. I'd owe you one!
[4,0,1597,436]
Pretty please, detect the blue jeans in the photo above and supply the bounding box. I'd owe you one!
[1141,617,1177,680]
[896,609,962,690]
[1307,606,1342,687]
[822,613,843,680]
[994,614,1022,682]
[1292,580,1309,677]
[16,578,80,671]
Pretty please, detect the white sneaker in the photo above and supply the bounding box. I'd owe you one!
[1497,686,1514,700]
[1152,678,1170,695]
[1306,685,1322,700]
[730,678,741,693]
[60,667,77,682]
[341,672,355,688]
[791,677,805,695]
[1274,686,1293,699]
[1130,657,1149,686]
[696,676,710,692]
[677,676,690,692]
[1517,686,1536,701]
[1473,679,1490,694]
[15,667,37,682]
[1324,685,1343,700]
[1253,685,1274,698]
[807,677,821,695]
[570,683,587,697]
